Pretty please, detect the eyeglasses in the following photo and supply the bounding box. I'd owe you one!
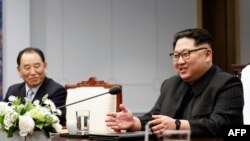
[169,47,208,62]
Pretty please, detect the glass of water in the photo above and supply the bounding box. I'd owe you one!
[76,110,90,135]
[163,130,190,141]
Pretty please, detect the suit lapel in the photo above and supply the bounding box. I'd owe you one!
[19,85,27,103]
[32,77,48,101]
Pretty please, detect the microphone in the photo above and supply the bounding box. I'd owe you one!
[58,85,121,109]
[108,85,121,95]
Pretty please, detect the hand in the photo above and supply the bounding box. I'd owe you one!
[105,104,134,131]
[148,115,176,138]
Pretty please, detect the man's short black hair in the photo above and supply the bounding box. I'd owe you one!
[173,28,212,50]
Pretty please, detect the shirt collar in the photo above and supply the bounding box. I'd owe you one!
[25,83,42,95]
[191,65,216,96]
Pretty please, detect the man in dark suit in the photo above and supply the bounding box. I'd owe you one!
[106,28,244,137]
[3,47,67,126]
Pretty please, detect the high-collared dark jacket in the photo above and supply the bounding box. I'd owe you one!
[139,65,244,136]
[3,77,67,126]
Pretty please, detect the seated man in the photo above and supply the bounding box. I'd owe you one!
[106,28,244,137]
[4,47,67,126]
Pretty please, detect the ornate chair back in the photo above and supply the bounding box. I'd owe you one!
[65,77,122,133]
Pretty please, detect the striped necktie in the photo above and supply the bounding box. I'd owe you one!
[27,89,34,100]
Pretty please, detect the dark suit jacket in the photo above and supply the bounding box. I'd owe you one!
[139,65,244,136]
[3,77,67,126]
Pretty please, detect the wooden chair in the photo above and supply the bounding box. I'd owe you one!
[229,64,247,78]
[65,77,122,133]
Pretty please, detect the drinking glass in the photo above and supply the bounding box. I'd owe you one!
[163,130,190,141]
[76,110,90,135]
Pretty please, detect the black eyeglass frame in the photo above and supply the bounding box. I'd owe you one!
[169,47,208,62]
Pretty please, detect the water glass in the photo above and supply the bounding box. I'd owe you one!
[76,110,90,135]
[163,130,190,141]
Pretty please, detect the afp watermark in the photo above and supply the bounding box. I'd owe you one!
[228,129,246,136]
[224,125,250,141]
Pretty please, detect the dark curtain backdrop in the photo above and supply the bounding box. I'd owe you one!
[201,0,239,73]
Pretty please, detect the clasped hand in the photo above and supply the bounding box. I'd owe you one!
[148,115,176,138]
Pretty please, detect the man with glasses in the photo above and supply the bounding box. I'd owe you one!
[106,28,244,138]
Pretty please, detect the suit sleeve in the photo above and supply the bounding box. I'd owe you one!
[48,86,68,126]
[138,80,168,130]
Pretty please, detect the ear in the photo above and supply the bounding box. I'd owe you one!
[205,49,213,61]
[17,66,22,78]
